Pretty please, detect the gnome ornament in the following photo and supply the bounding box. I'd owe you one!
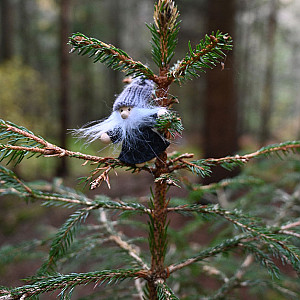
[74,77,170,166]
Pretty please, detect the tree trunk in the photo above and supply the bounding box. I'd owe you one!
[203,0,239,184]
[56,0,71,176]
[108,0,121,92]
[19,1,31,64]
[259,0,278,145]
[0,0,14,61]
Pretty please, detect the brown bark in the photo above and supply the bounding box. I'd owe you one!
[203,0,239,183]
[56,0,72,176]
[19,1,30,63]
[147,69,171,299]
[259,0,278,145]
[0,0,14,61]
[108,0,121,97]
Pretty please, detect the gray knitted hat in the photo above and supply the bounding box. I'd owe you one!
[113,77,154,111]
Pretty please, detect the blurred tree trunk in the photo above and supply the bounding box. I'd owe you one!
[0,0,14,61]
[203,0,239,184]
[259,0,278,145]
[56,0,71,177]
[19,1,31,64]
[108,0,121,97]
[76,5,95,124]
[236,1,251,136]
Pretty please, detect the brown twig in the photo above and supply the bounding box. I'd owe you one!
[168,35,220,80]
[99,210,149,271]
[167,237,245,274]
[166,143,300,174]
[1,121,118,163]
[0,142,115,164]
[109,235,149,270]
[167,153,194,165]
[90,166,112,190]
[279,230,300,239]
[207,255,255,300]
[71,35,158,83]
[204,143,300,165]
[278,219,300,238]
[280,219,300,230]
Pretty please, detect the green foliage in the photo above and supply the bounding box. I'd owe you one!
[0,240,46,267]
[180,140,300,178]
[5,269,141,299]
[69,33,154,79]
[190,175,264,196]
[1,152,300,298]
[170,201,300,277]
[165,176,300,298]
[69,2,231,85]
[0,58,48,135]
[156,282,179,300]
[38,206,93,275]
[147,0,180,67]
[1,0,300,299]
[0,165,149,215]
[155,111,184,138]
[0,120,45,165]
[168,31,233,83]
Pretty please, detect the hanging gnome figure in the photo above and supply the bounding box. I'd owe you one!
[74,77,170,166]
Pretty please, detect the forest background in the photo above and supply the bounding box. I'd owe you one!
[1,0,300,292]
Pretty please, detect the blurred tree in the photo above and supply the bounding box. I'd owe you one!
[203,0,239,184]
[57,0,72,177]
[259,0,279,145]
[19,1,30,64]
[107,0,121,99]
[0,58,47,133]
[0,0,15,61]
[174,0,206,139]
[71,4,95,126]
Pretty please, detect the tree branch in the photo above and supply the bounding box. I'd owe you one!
[99,210,149,270]
[69,33,157,82]
[167,235,248,274]
[0,269,148,300]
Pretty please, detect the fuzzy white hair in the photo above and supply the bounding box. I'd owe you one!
[72,106,163,145]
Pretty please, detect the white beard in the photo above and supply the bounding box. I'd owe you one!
[72,106,163,145]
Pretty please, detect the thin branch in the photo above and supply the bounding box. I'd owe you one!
[168,204,296,249]
[208,255,255,300]
[69,33,157,82]
[167,235,247,274]
[278,220,300,238]
[281,219,300,230]
[202,265,228,282]
[167,153,194,165]
[0,167,150,213]
[0,141,115,164]
[168,35,220,80]
[134,278,145,300]
[3,123,48,146]
[279,230,300,239]
[0,269,148,300]
[1,122,158,179]
[167,142,300,175]
[109,235,149,270]
[90,166,112,190]
[99,210,149,270]
[204,142,300,165]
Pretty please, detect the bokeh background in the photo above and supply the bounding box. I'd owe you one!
[1,0,300,180]
[1,0,300,295]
